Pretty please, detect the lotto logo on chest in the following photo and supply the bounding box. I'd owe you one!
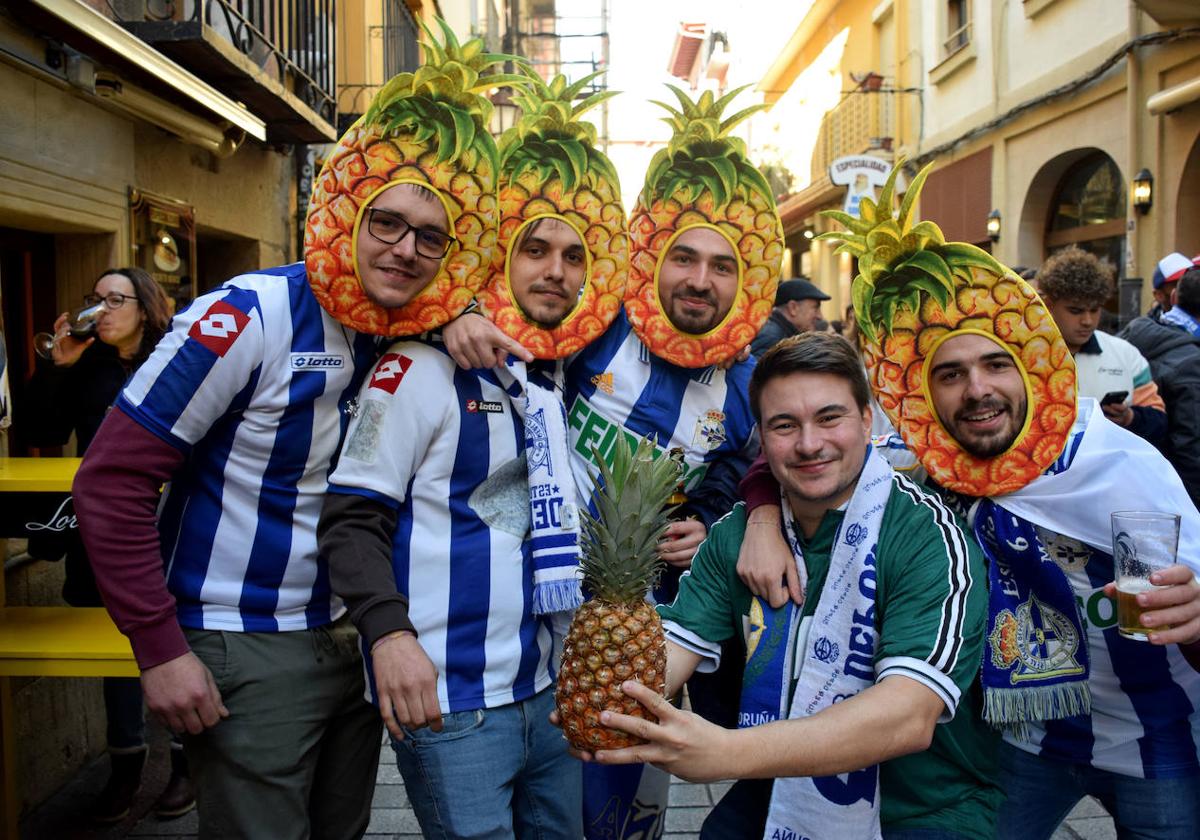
[369,353,413,394]
[188,301,250,357]
[290,352,346,371]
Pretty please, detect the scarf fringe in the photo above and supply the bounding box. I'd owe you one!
[532,578,583,614]
[983,681,1092,734]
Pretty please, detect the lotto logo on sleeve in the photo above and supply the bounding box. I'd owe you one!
[187,301,251,357]
[369,353,413,394]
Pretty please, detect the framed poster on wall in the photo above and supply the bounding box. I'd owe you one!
[129,188,197,314]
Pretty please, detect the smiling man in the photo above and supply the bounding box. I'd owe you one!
[575,333,998,840]
[927,333,1028,458]
[657,227,740,334]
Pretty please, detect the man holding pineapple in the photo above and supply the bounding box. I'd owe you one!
[571,333,998,840]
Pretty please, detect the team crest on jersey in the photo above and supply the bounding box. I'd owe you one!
[466,399,504,414]
[188,301,250,357]
[1035,526,1093,572]
[590,371,614,395]
[692,409,727,452]
[369,353,412,394]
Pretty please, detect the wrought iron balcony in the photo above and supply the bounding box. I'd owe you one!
[811,84,896,181]
[120,0,336,143]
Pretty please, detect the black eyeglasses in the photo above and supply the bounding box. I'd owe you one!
[366,209,456,260]
[84,293,139,310]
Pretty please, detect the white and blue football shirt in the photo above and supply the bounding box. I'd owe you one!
[327,339,554,714]
[563,310,758,509]
[117,264,378,633]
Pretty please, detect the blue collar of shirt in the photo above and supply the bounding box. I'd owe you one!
[1075,332,1102,355]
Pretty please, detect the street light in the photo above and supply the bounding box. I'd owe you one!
[1132,168,1154,214]
[986,209,1001,242]
[489,87,520,137]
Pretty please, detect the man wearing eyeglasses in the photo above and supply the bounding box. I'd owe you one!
[72,181,452,839]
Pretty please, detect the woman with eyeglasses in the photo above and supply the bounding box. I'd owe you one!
[24,267,193,823]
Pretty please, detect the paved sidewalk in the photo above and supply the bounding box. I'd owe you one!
[23,725,1117,839]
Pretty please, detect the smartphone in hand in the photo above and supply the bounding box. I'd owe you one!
[1101,390,1129,406]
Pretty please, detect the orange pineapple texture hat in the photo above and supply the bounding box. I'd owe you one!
[626,86,783,367]
[819,160,1076,496]
[304,20,524,336]
[476,69,627,359]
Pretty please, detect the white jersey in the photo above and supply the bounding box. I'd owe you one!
[1073,330,1155,402]
[118,264,379,632]
[563,311,758,510]
[328,339,554,714]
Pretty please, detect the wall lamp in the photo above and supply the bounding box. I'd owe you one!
[1132,168,1154,214]
[986,209,1001,242]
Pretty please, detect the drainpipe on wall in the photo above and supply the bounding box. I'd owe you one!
[1125,1,1145,319]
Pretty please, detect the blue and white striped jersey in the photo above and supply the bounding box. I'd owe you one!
[117,264,378,633]
[564,310,758,509]
[327,340,554,714]
[1005,424,1200,779]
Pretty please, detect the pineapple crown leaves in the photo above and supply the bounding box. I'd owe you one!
[817,158,1007,343]
[362,17,530,167]
[639,84,774,212]
[579,435,679,602]
[497,69,622,194]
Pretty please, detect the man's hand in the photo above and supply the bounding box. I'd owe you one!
[442,312,534,369]
[1104,564,1200,645]
[1101,401,1134,427]
[371,631,443,740]
[717,345,751,371]
[736,505,802,608]
[589,681,736,783]
[49,312,94,367]
[658,519,706,569]
[141,651,229,735]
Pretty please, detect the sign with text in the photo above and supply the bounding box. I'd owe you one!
[829,155,896,216]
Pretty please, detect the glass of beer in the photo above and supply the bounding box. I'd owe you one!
[1111,510,1180,641]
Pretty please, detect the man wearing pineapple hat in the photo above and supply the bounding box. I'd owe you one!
[315,214,594,840]
[732,162,1200,838]
[73,22,514,839]
[570,332,1000,840]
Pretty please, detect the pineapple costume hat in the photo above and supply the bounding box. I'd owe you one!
[819,160,1077,497]
[304,20,523,336]
[626,86,783,367]
[477,69,627,359]
[822,160,1096,730]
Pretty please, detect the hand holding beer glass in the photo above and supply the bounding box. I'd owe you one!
[1112,511,1181,641]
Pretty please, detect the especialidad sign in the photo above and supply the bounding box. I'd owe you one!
[829,155,900,216]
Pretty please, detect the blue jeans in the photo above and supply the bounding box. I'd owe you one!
[996,740,1200,840]
[392,686,581,840]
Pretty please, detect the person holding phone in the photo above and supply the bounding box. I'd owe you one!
[1036,246,1166,444]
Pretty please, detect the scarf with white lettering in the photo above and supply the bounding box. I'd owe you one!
[1162,306,1200,339]
[976,398,1200,730]
[496,356,582,614]
[744,445,891,840]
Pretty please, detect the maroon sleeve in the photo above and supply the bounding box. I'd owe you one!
[737,453,781,512]
[73,405,188,669]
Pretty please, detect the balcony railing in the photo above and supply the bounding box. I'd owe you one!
[382,0,419,81]
[121,0,336,143]
[811,86,896,181]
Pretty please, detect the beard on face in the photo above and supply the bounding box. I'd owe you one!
[945,395,1027,458]
[668,285,720,332]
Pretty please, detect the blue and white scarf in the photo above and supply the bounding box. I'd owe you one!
[977,398,1200,729]
[497,357,582,614]
[740,446,892,840]
[1162,305,1200,339]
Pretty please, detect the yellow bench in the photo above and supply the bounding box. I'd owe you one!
[0,458,136,839]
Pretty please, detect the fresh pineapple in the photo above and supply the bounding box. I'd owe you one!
[626,85,783,367]
[819,160,1076,495]
[557,436,677,751]
[476,68,627,358]
[305,19,525,336]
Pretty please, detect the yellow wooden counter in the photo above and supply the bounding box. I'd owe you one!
[0,457,135,838]
[0,457,80,493]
